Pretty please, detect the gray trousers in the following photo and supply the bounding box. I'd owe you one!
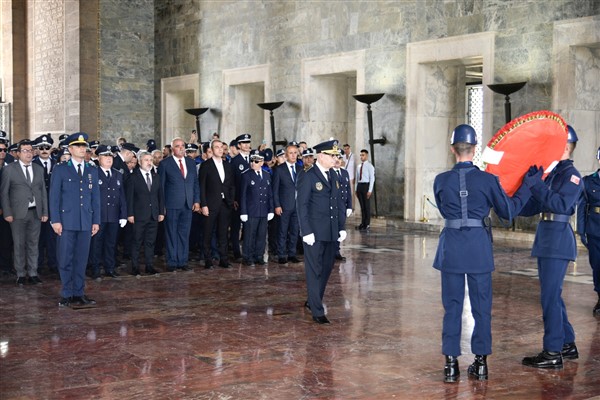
[10,209,41,277]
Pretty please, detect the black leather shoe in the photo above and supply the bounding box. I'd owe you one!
[444,356,460,383]
[312,315,330,324]
[278,258,288,265]
[131,268,141,276]
[335,254,346,261]
[179,265,191,271]
[468,355,488,380]
[304,301,311,311]
[58,297,70,307]
[28,276,43,285]
[289,257,301,263]
[219,262,232,269]
[16,277,26,286]
[561,343,579,360]
[70,295,97,309]
[243,260,255,267]
[204,260,214,269]
[104,271,119,278]
[91,271,101,279]
[355,225,364,230]
[145,267,159,275]
[255,260,266,265]
[594,297,600,316]
[522,350,563,369]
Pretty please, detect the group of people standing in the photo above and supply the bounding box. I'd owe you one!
[0,129,376,323]
[433,123,600,383]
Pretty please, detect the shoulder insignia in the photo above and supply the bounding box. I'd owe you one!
[570,175,580,185]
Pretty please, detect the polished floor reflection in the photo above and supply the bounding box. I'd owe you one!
[1,223,599,399]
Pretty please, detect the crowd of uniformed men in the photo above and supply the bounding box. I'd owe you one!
[0,129,376,322]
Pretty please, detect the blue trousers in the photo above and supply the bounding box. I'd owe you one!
[57,230,92,298]
[243,217,267,262]
[277,208,298,259]
[441,271,492,356]
[587,234,600,293]
[165,208,192,268]
[537,257,575,352]
[90,221,119,273]
[303,240,336,317]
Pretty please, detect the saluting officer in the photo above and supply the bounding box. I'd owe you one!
[239,150,274,267]
[49,133,101,309]
[433,124,535,382]
[519,125,583,368]
[577,146,600,316]
[296,139,347,325]
[90,145,127,279]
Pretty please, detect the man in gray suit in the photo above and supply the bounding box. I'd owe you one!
[0,140,48,285]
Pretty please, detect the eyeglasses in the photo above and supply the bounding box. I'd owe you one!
[252,159,263,163]
[0,148,7,153]
[19,149,33,153]
[38,146,51,151]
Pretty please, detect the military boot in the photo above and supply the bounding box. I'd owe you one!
[444,355,460,383]
[468,355,488,380]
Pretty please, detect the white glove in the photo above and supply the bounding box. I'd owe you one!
[346,208,352,217]
[119,219,127,228]
[338,230,347,242]
[303,233,315,246]
[240,215,248,222]
[267,213,274,221]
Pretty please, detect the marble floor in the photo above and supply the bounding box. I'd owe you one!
[1,223,599,399]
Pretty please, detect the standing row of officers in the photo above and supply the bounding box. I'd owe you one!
[0,129,373,323]
[434,123,600,384]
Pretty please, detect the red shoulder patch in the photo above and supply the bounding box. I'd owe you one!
[570,175,580,185]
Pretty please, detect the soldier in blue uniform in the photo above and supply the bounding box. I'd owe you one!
[334,150,353,261]
[230,134,253,262]
[32,135,58,273]
[519,125,583,368]
[433,124,535,382]
[578,146,600,316]
[296,140,347,324]
[239,150,274,266]
[90,145,127,279]
[49,133,101,308]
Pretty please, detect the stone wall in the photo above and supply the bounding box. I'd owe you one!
[99,0,155,146]
[153,0,600,217]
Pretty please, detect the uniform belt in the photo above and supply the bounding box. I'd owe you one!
[28,206,36,210]
[592,207,600,214]
[445,218,484,229]
[540,213,571,223]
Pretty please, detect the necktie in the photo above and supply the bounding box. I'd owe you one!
[25,165,31,184]
[146,172,152,191]
[291,165,296,182]
[359,162,364,180]
[106,170,110,180]
[77,163,82,178]
[43,161,48,178]
[179,159,185,178]
[245,156,249,164]
[336,170,341,179]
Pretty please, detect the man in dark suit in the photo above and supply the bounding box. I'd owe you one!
[296,140,347,324]
[158,137,200,271]
[0,140,49,285]
[230,133,252,262]
[32,135,58,273]
[112,142,138,177]
[333,151,353,261]
[239,150,274,266]
[273,142,302,264]
[49,133,101,308]
[90,145,127,279]
[199,139,235,269]
[127,150,165,275]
